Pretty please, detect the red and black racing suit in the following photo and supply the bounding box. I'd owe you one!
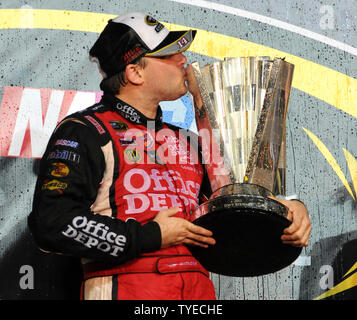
[28,94,216,300]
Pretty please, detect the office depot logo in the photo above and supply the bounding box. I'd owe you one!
[0,86,103,158]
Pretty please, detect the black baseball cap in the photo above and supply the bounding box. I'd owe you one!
[89,12,197,79]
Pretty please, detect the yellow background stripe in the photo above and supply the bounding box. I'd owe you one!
[303,128,356,200]
[0,8,356,119]
[343,261,357,278]
[344,148,357,198]
[315,271,357,300]
[0,8,112,32]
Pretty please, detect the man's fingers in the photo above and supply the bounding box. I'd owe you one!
[182,222,215,246]
[155,207,216,249]
[285,209,293,222]
[183,235,216,247]
[281,238,309,247]
[283,216,299,234]
[187,223,213,237]
[184,239,209,248]
[281,224,311,247]
[188,232,216,245]
[283,212,310,236]
[185,64,203,108]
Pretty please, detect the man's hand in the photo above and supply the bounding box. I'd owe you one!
[185,64,203,109]
[272,198,311,247]
[153,207,216,249]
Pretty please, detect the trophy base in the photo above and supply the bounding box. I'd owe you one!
[190,184,302,277]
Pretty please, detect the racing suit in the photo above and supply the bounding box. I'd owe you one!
[28,94,216,300]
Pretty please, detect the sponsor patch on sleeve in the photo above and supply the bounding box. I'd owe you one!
[54,139,79,148]
[41,179,68,192]
[84,115,106,135]
[50,162,70,177]
[47,149,80,164]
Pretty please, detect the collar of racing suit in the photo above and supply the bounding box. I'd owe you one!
[100,94,164,131]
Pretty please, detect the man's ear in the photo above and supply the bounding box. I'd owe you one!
[125,64,144,85]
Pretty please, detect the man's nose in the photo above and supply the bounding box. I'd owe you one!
[176,53,187,65]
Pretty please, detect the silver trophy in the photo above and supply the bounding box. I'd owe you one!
[189,57,301,276]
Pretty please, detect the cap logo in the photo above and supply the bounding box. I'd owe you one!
[122,46,144,65]
[145,15,159,25]
[145,15,164,33]
[177,36,189,49]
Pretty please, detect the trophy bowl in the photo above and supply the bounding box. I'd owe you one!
[189,57,302,276]
[190,183,302,277]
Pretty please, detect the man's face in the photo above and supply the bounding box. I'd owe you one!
[143,53,188,101]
